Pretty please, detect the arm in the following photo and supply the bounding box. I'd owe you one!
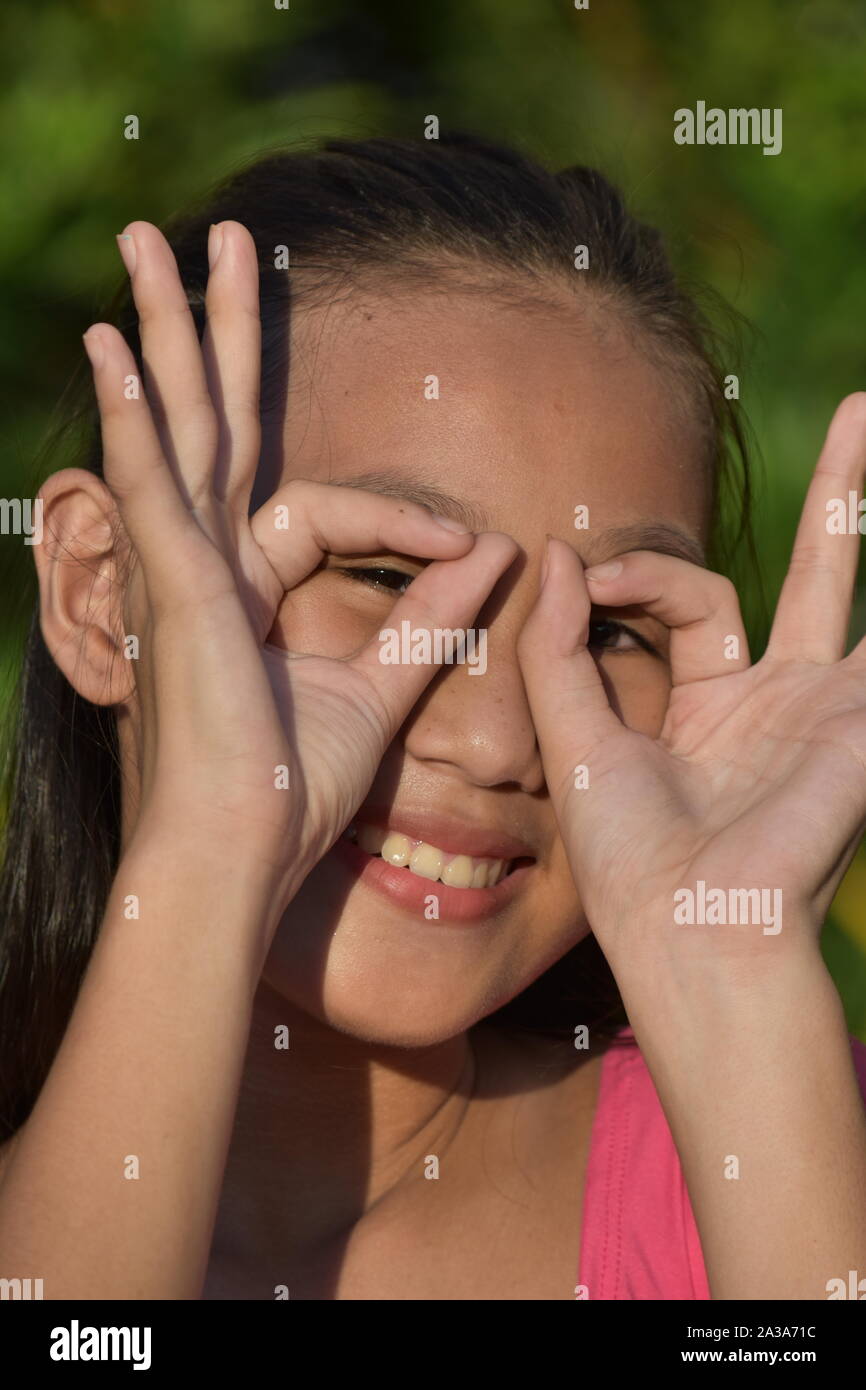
[517,393,866,1300]
[0,834,284,1299]
[2,217,506,1300]
[620,945,866,1300]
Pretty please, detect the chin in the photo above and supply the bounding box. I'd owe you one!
[260,863,588,1048]
[313,999,486,1050]
[262,916,528,1048]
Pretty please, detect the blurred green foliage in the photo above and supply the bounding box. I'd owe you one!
[2,0,866,1030]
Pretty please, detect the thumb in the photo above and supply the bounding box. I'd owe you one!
[517,537,627,804]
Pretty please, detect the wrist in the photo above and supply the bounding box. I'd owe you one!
[127,797,307,887]
[614,940,851,1117]
[115,822,303,976]
[610,921,834,1034]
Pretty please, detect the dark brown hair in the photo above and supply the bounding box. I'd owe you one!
[0,131,756,1138]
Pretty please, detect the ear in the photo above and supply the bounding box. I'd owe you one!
[32,468,137,707]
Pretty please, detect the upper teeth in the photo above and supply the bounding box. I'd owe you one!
[347,824,510,888]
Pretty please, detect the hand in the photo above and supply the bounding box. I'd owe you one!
[76,220,516,911]
[518,393,866,986]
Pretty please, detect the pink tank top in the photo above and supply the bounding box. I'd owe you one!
[577,1024,866,1300]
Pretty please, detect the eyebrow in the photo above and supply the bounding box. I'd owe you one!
[582,522,707,569]
[331,472,707,568]
[333,472,490,534]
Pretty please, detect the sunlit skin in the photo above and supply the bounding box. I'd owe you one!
[10,218,866,1301]
[259,285,708,1040]
[205,286,708,1296]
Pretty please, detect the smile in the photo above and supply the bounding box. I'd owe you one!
[344,823,517,889]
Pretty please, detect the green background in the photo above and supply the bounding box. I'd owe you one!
[2,0,866,1034]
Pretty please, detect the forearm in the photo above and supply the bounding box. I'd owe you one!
[0,830,285,1299]
[617,943,866,1300]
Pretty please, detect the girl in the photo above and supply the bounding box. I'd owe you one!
[1,133,865,1300]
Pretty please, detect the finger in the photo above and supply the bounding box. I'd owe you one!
[349,531,518,735]
[117,220,218,507]
[80,323,203,592]
[249,479,476,588]
[199,221,263,513]
[583,550,750,683]
[517,537,631,805]
[767,392,866,664]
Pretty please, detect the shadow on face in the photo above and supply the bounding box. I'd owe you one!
[258,284,710,1047]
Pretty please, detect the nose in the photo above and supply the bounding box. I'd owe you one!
[401,618,546,792]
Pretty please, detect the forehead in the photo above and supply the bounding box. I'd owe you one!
[260,285,710,556]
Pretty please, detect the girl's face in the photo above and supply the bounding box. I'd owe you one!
[257,284,710,1045]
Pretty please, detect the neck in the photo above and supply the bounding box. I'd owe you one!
[215,980,478,1256]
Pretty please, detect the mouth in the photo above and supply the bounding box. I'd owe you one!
[342,822,535,890]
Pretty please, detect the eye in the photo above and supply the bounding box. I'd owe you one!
[336,565,415,596]
[588,616,658,656]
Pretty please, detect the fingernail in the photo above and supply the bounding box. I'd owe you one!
[208,222,224,270]
[584,559,622,582]
[115,232,136,276]
[82,329,105,370]
[429,512,471,533]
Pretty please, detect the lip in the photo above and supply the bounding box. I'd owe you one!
[331,833,535,924]
[348,805,535,862]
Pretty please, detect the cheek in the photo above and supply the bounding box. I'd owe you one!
[268,580,672,739]
[266,577,381,658]
[596,658,672,738]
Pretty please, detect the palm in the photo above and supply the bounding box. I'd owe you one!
[582,661,866,941]
[519,393,866,969]
[261,645,395,868]
[90,219,513,905]
[233,495,514,873]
